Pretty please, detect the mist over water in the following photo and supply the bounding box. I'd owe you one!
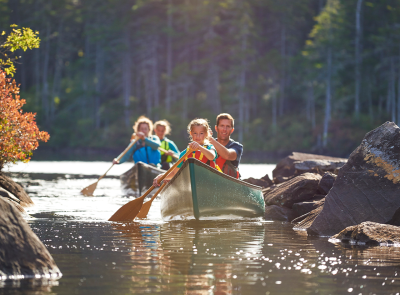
[3,162,400,294]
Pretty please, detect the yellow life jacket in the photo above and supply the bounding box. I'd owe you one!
[160,139,173,163]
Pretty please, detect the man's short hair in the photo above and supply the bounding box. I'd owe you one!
[216,113,234,128]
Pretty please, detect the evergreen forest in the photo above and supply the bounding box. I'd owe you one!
[1,0,398,159]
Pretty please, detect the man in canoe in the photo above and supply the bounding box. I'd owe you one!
[113,116,161,166]
[154,120,180,170]
[209,113,243,179]
[153,118,222,186]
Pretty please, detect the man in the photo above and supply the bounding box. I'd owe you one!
[209,113,243,178]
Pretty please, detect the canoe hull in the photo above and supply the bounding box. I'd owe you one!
[160,158,265,220]
[120,162,165,196]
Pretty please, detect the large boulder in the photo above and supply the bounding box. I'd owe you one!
[307,122,400,236]
[0,198,61,279]
[0,173,34,207]
[273,152,347,179]
[264,205,296,222]
[331,221,400,246]
[264,172,321,208]
[243,174,273,188]
[317,172,337,195]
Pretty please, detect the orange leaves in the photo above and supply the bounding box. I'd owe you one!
[0,70,49,169]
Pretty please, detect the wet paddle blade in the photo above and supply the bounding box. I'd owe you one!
[136,183,166,219]
[108,196,145,221]
[80,181,98,197]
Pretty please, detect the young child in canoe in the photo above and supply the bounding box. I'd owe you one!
[153,118,221,186]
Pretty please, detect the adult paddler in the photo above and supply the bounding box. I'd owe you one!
[209,113,243,179]
[113,116,161,166]
[154,120,180,170]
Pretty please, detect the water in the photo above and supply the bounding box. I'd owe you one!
[3,161,400,294]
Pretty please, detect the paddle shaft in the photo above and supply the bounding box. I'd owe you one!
[158,147,179,159]
[108,148,193,221]
[136,182,167,219]
[98,139,137,182]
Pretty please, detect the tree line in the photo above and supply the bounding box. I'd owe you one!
[1,0,398,158]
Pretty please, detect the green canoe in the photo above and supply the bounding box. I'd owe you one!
[160,158,265,220]
[120,161,165,196]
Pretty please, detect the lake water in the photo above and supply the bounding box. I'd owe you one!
[3,161,400,295]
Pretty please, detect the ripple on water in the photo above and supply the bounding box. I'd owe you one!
[3,165,400,294]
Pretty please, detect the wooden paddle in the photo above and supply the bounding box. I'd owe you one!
[136,182,167,219]
[158,147,179,159]
[80,139,137,197]
[108,148,193,221]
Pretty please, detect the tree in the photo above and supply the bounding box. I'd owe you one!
[0,70,50,170]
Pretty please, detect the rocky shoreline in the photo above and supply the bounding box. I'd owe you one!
[244,121,400,246]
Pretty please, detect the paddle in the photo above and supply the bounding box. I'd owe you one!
[108,148,193,221]
[158,147,179,159]
[136,182,167,219]
[80,139,137,197]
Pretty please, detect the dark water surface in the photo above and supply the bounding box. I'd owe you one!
[3,162,400,294]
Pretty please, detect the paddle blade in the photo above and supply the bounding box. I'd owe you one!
[136,199,152,219]
[80,181,98,196]
[108,196,145,221]
[136,183,166,219]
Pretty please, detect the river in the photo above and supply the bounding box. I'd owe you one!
[2,161,400,294]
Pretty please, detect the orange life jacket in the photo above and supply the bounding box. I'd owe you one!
[183,147,222,172]
[216,157,240,179]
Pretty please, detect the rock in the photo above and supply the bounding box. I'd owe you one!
[272,152,347,179]
[273,176,294,184]
[264,172,322,208]
[0,173,34,207]
[307,122,400,236]
[243,174,273,188]
[292,197,325,217]
[331,221,400,246]
[294,159,346,175]
[317,172,337,195]
[264,205,296,222]
[0,198,61,279]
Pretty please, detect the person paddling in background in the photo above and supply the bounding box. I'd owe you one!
[153,118,221,186]
[154,120,180,170]
[113,116,161,166]
[209,113,243,179]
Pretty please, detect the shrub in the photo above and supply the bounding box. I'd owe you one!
[0,70,49,170]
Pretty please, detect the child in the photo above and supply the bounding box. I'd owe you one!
[113,116,161,166]
[153,118,221,186]
[154,120,180,170]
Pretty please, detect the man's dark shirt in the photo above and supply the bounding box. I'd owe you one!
[223,139,243,168]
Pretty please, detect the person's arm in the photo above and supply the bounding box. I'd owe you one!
[209,137,237,161]
[114,143,135,164]
[153,167,179,187]
[188,142,215,160]
[145,135,161,150]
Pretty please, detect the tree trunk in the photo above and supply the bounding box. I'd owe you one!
[94,41,104,129]
[354,0,363,119]
[390,58,396,122]
[323,47,332,148]
[238,22,248,143]
[50,20,64,122]
[42,22,50,124]
[279,24,286,117]
[123,29,132,128]
[165,0,172,113]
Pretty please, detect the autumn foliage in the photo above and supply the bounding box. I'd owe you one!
[0,70,49,169]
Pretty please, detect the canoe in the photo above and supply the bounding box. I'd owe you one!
[120,161,165,196]
[160,158,265,220]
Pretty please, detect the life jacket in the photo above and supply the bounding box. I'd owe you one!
[160,139,173,163]
[216,157,240,179]
[183,146,222,172]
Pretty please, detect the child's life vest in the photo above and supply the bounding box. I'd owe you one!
[182,146,222,172]
[216,157,240,179]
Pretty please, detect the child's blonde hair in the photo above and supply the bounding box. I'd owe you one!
[154,120,171,135]
[187,118,212,143]
[133,116,153,135]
